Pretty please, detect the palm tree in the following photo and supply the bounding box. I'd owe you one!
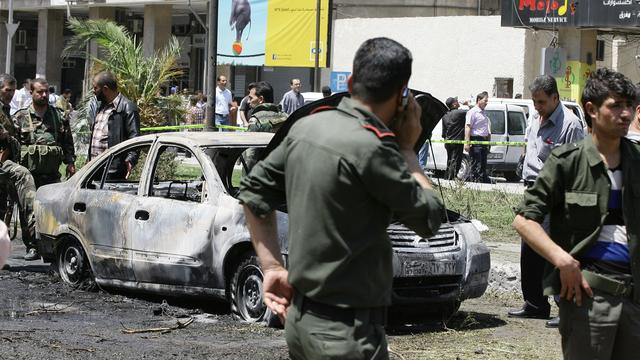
[64,17,184,127]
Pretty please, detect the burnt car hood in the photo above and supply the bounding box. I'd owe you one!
[261,90,448,160]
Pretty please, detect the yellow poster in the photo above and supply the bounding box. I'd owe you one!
[555,60,595,104]
[264,0,330,67]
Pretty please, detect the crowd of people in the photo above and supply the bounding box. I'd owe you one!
[0,71,139,262]
[181,75,334,130]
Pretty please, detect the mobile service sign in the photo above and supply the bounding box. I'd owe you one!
[217,0,331,67]
[501,0,640,28]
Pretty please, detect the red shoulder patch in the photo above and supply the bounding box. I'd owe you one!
[310,105,336,114]
[362,124,396,139]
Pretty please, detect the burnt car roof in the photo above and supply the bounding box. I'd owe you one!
[262,90,448,160]
[131,132,274,147]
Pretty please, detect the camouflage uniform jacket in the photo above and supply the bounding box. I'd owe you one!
[0,104,20,163]
[13,105,75,164]
[247,103,288,133]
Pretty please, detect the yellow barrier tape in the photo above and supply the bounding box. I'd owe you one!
[429,139,526,146]
[140,124,247,132]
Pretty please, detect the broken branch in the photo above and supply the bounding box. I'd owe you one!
[120,317,194,334]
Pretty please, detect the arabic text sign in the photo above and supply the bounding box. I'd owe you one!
[217,0,330,67]
[501,0,640,28]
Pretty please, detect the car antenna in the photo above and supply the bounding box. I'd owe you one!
[428,140,450,223]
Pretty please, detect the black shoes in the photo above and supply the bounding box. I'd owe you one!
[507,307,550,320]
[23,248,40,261]
[545,316,560,328]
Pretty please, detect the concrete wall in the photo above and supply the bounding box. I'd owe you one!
[597,35,640,83]
[332,15,527,103]
[522,30,554,98]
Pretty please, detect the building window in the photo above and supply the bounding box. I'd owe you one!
[16,30,26,47]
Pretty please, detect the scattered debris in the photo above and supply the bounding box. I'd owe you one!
[120,317,194,334]
[25,302,75,316]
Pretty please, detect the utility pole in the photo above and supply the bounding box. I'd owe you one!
[313,0,321,92]
[205,0,218,131]
[5,0,19,73]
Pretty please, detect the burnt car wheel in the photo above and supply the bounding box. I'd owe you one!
[230,255,280,327]
[57,238,95,290]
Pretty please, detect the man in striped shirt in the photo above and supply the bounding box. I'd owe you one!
[512,68,639,359]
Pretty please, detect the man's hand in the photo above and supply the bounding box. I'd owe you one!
[556,253,593,306]
[392,94,422,151]
[125,161,133,179]
[464,143,470,153]
[66,163,76,178]
[262,266,293,322]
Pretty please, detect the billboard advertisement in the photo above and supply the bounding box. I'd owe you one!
[217,0,331,67]
[501,0,640,28]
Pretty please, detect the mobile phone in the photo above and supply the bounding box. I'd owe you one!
[401,87,409,109]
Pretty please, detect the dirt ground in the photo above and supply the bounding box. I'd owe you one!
[1,240,562,360]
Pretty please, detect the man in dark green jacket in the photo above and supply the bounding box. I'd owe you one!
[239,37,444,359]
[513,68,639,359]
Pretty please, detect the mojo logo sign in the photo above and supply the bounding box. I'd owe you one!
[518,0,571,15]
[501,0,577,27]
[518,0,572,23]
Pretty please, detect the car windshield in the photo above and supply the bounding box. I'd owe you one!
[201,145,268,197]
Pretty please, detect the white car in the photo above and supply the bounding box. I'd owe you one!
[426,103,527,181]
[488,97,587,130]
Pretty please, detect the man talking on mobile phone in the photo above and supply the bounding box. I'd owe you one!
[238,37,444,359]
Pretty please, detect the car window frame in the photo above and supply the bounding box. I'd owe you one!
[507,111,526,136]
[485,109,506,135]
[145,142,209,203]
[81,141,153,192]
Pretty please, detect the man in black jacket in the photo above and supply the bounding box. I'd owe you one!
[88,71,140,178]
[441,97,467,180]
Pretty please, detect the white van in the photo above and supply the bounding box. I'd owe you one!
[426,103,527,181]
[488,98,586,130]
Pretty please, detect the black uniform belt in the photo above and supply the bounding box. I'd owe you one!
[295,293,387,325]
[582,269,634,298]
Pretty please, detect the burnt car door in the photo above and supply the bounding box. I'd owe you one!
[70,142,152,281]
[125,142,217,287]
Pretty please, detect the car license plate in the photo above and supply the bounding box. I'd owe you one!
[402,260,457,277]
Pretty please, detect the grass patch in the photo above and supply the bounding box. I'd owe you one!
[438,181,521,243]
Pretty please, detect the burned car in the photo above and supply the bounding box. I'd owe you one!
[35,92,490,324]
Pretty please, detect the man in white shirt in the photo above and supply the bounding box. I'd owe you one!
[215,75,235,131]
[10,78,31,115]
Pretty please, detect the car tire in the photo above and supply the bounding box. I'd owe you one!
[457,155,471,181]
[57,238,96,291]
[230,254,281,327]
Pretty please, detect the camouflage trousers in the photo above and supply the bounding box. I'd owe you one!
[0,160,37,250]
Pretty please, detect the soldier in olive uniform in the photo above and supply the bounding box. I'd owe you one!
[243,81,288,173]
[0,74,18,221]
[13,78,75,188]
[239,38,444,359]
[246,81,288,133]
[513,69,640,359]
[0,74,38,260]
